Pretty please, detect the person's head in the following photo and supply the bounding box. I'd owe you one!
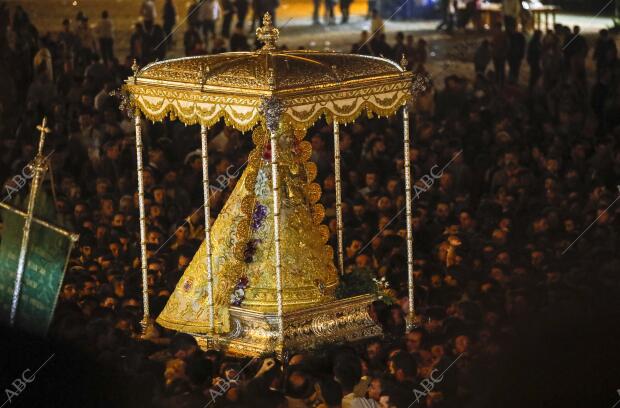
[173,224,189,243]
[595,206,612,225]
[178,252,191,269]
[388,351,416,382]
[100,296,118,309]
[100,196,115,218]
[78,111,93,130]
[459,210,474,230]
[79,277,97,297]
[318,378,342,407]
[61,278,78,301]
[147,229,162,246]
[285,367,314,400]
[164,358,187,386]
[170,333,199,359]
[435,202,451,221]
[368,376,384,401]
[532,217,549,234]
[323,174,335,191]
[103,141,120,160]
[142,168,155,188]
[439,172,453,190]
[454,334,471,354]
[377,196,392,213]
[573,25,580,35]
[406,329,424,353]
[333,354,361,393]
[148,257,165,276]
[148,146,166,166]
[496,250,510,265]
[102,10,109,19]
[79,237,95,260]
[352,202,365,218]
[356,254,371,268]
[340,131,352,150]
[366,340,383,361]
[531,249,545,268]
[186,358,212,388]
[151,186,165,205]
[365,171,378,188]
[78,14,89,27]
[74,201,90,221]
[533,29,542,40]
[386,178,399,196]
[311,134,325,151]
[371,138,386,155]
[288,353,306,367]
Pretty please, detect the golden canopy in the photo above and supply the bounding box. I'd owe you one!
[125,13,415,355]
[123,13,413,131]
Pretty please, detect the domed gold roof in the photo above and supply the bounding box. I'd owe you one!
[123,13,413,130]
[138,51,406,94]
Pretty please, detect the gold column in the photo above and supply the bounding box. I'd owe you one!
[333,120,344,275]
[269,127,284,344]
[10,118,50,326]
[403,107,415,331]
[135,112,150,331]
[200,124,215,334]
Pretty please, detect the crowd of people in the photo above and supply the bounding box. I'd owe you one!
[1,2,619,408]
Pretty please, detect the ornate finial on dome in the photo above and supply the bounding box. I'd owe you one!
[400,54,408,70]
[256,12,279,51]
[132,59,140,83]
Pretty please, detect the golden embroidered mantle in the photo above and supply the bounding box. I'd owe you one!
[157,125,338,333]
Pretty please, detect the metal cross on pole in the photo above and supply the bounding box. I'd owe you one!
[9,117,51,326]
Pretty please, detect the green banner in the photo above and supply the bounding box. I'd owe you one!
[0,190,74,336]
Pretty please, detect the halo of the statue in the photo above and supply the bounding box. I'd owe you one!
[122,14,413,132]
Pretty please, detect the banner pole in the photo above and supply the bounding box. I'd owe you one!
[10,117,50,326]
[0,202,77,239]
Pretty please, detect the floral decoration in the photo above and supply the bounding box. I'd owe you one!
[373,276,397,305]
[243,238,262,263]
[251,203,268,231]
[230,276,249,306]
[262,143,272,161]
